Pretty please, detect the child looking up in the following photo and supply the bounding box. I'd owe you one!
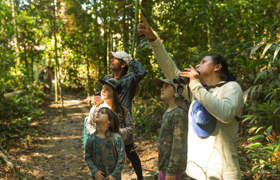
[155,78,188,180]
[85,107,125,180]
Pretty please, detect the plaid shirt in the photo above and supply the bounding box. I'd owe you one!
[105,59,146,113]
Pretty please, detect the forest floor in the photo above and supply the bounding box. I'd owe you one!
[2,94,158,180]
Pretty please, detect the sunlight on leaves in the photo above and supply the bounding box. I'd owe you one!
[273,45,280,62]
[261,43,273,57]
[250,42,264,56]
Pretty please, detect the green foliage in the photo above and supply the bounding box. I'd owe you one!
[0,83,46,148]
[0,1,16,95]
[241,23,280,178]
[132,97,166,137]
[241,126,280,179]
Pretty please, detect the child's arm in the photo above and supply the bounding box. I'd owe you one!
[86,105,97,135]
[166,110,188,176]
[84,136,99,177]
[110,134,125,179]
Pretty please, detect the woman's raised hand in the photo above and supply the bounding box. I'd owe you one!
[137,14,157,42]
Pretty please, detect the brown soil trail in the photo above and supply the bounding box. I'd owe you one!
[4,94,158,180]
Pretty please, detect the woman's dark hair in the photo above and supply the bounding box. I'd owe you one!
[98,107,120,133]
[111,88,122,113]
[208,54,236,81]
[102,83,125,124]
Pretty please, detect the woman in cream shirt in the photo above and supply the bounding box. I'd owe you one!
[138,16,243,180]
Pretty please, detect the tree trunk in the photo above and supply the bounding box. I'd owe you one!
[131,0,139,58]
[107,26,111,74]
[141,0,153,22]
[31,47,34,81]
[123,0,129,53]
[24,44,28,71]
[54,0,59,103]
[103,24,108,75]
[86,34,90,98]
[10,0,20,73]
[103,1,108,75]
[206,0,212,50]
[108,2,112,71]
[53,0,64,114]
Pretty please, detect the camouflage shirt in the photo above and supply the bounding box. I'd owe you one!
[158,107,188,175]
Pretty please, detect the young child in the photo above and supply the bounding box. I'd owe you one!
[155,78,188,180]
[85,107,125,180]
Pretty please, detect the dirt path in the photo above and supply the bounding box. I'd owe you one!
[5,95,158,180]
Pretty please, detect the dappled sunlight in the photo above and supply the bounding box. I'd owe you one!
[4,95,90,179]
[63,112,86,117]
[31,169,42,177]
[32,144,54,149]
[65,99,85,105]
[51,135,81,141]
[31,152,53,159]
[19,155,28,162]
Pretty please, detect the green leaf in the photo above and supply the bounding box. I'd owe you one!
[242,114,256,123]
[265,125,272,136]
[249,85,258,97]
[262,43,273,57]
[262,145,274,151]
[248,134,264,141]
[243,88,250,104]
[245,142,262,149]
[250,42,264,56]
[264,91,274,102]
[259,159,266,164]
[275,144,280,152]
[273,106,280,114]
[273,45,280,62]
[254,71,268,83]
[255,126,264,134]
[249,126,258,134]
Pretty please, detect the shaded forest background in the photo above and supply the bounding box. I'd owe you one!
[0,0,280,179]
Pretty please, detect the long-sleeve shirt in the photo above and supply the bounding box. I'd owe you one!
[85,133,125,180]
[158,107,188,176]
[86,103,135,145]
[105,59,146,113]
[150,39,243,180]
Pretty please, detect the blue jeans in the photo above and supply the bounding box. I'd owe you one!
[83,117,89,148]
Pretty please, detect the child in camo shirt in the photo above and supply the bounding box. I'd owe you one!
[155,78,188,180]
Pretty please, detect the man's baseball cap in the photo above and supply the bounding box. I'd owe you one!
[192,99,217,138]
[110,51,132,64]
